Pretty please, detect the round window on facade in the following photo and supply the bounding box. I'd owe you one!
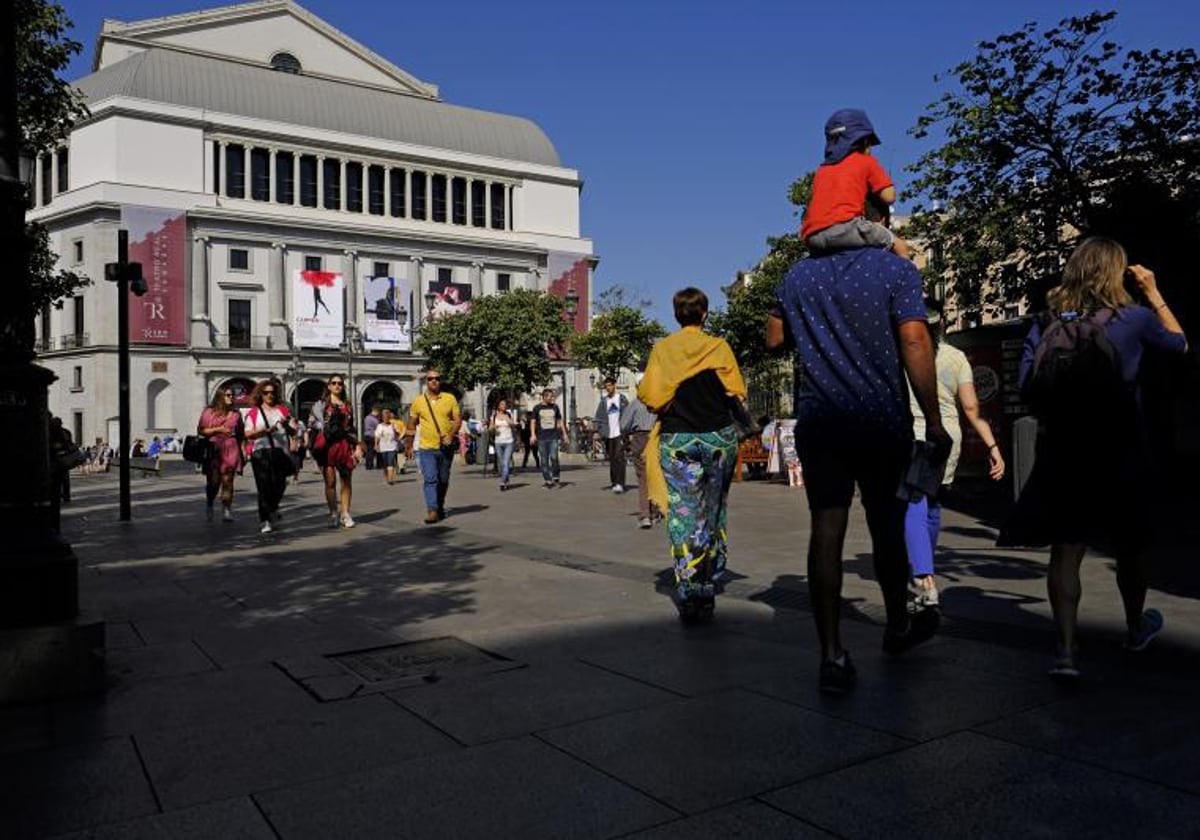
[270,52,302,74]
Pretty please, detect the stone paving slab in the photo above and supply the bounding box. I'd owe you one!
[540,689,908,814]
[134,693,459,810]
[388,659,678,745]
[106,640,217,683]
[255,736,678,840]
[622,800,835,839]
[47,797,276,840]
[0,736,158,839]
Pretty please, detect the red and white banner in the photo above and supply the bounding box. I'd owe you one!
[122,206,187,345]
[293,269,345,348]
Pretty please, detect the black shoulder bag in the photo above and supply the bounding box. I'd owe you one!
[424,394,459,459]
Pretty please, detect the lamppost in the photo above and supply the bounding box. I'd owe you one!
[341,324,363,430]
[104,230,147,522]
[284,334,305,411]
[561,286,579,451]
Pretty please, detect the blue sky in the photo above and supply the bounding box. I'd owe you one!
[63,1,1200,323]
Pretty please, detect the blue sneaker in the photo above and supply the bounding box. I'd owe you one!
[1124,609,1164,652]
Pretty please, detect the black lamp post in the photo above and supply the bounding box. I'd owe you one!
[104,230,146,522]
[561,287,580,451]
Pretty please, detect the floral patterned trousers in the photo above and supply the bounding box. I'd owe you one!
[660,426,738,602]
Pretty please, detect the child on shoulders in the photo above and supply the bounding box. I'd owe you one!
[800,108,910,259]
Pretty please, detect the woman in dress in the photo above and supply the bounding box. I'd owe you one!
[376,408,400,485]
[488,397,517,490]
[308,374,365,528]
[245,379,298,534]
[1001,237,1187,679]
[638,287,747,623]
[197,386,244,522]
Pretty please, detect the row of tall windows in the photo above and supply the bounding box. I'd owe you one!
[30,148,69,207]
[213,142,510,229]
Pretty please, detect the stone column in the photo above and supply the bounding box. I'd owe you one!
[405,170,412,218]
[471,260,484,299]
[343,249,358,328]
[190,236,211,346]
[243,145,251,199]
[411,256,425,322]
[383,167,391,217]
[465,179,472,226]
[292,154,300,206]
[443,175,451,222]
[268,148,277,202]
[339,159,347,211]
[218,141,228,197]
[316,155,325,208]
[269,242,288,348]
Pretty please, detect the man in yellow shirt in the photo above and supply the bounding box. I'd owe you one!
[404,368,461,523]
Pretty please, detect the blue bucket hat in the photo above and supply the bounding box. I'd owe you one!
[823,108,881,164]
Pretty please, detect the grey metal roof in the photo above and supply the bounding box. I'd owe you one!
[75,48,562,167]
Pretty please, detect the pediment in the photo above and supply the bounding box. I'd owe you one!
[97,0,438,99]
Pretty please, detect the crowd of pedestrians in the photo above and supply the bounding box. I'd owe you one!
[92,105,1185,694]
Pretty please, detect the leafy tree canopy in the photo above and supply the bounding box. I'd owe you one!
[414,289,571,395]
[906,10,1200,314]
[569,303,666,380]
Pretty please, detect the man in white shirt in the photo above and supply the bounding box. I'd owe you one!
[592,376,630,493]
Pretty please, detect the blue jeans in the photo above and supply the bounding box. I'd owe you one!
[537,437,560,482]
[417,448,453,512]
[904,494,943,578]
[495,441,514,484]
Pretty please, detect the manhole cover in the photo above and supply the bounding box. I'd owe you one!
[329,637,511,684]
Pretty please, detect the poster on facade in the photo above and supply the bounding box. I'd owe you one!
[363,275,412,351]
[547,251,590,333]
[427,280,472,319]
[121,206,187,345]
[292,269,344,348]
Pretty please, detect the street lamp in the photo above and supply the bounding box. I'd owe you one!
[341,324,364,425]
[561,287,580,451]
[285,326,305,408]
[104,229,147,522]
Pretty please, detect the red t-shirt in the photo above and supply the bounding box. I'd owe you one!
[800,152,893,240]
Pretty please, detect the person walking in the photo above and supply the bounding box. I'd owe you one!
[594,376,630,492]
[767,238,949,694]
[404,368,461,523]
[639,288,746,623]
[530,388,567,488]
[197,386,244,522]
[488,397,518,491]
[309,375,364,529]
[518,408,540,472]
[245,379,297,534]
[1000,238,1187,680]
[363,405,381,470]
[375,408,401,485]
[905,301,1006,608]
[623,380,660,528]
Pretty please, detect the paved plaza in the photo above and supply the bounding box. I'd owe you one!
[3,457,1199,838]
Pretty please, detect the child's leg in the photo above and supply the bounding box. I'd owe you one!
[807,218,894,253]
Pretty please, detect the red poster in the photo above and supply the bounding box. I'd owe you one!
[124,206,187,345]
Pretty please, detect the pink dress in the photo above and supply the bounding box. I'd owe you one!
[199,408,243,476]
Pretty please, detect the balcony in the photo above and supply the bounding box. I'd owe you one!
[59,333,89,350]
[212,334,273,350]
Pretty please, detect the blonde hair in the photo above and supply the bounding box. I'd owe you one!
[1047,237,1133,314]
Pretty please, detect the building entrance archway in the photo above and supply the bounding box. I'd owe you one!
[292,378,326,422]
[213,377,256,409]
[361,380,403,417]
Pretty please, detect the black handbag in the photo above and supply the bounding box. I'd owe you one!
[182,434,211,464]
[425,394,459,458]
[728,397,762,442]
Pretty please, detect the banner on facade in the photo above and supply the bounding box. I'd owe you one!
[363,275,412,351]
[293,269,344,348]
[121,206,187,345]
[427,280,472,319]
[547,251,590,333]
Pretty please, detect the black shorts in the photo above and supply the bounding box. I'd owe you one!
[797,432,910,513]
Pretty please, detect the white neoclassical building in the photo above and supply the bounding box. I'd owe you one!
[30,0,595,446]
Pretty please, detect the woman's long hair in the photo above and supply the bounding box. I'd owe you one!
[249,378,280,408]
[208,385,234,413]
[319,374,346,404]
[1047,236,1134,314]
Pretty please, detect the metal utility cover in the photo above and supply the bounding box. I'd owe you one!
[329,637,511,684]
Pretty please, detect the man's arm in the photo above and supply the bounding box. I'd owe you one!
[450,402,463,438]
[765,314,787,350]
[897,320,948,449]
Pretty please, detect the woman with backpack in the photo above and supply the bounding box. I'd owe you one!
[245,379,298,534]
[1001,237,1187,680]
[308,374,365,529]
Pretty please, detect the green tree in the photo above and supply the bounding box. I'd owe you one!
[569,305,666,380]
[593,283,653,314]
[19,0,91,319]
[414,289,571,394]
[906,11,1200,315]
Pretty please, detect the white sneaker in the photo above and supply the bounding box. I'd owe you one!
[341,513,356,529]
[638,517,652,529]
[222,507,234,522]
[612,484,624,494]
[260,520,273,534]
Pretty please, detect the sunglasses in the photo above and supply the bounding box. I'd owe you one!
[262,390,276,396]
[329,381,344,386]
[426,376,441,381]
[223,392,234,397]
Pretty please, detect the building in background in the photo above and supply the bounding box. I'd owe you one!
[30,0,595,444]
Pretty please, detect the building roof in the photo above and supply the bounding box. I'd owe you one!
[76,47,562,168]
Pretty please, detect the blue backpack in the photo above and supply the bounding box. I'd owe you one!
[1022,309,1133,427]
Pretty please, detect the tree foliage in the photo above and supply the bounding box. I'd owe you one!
[906,11,1200,315]
[569,304,666,380]
[414,289,572,394]
[593,283,654,314]
[18,0,91,319]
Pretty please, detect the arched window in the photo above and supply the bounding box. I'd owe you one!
[147,379,173,430]
[270,52,302,74]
